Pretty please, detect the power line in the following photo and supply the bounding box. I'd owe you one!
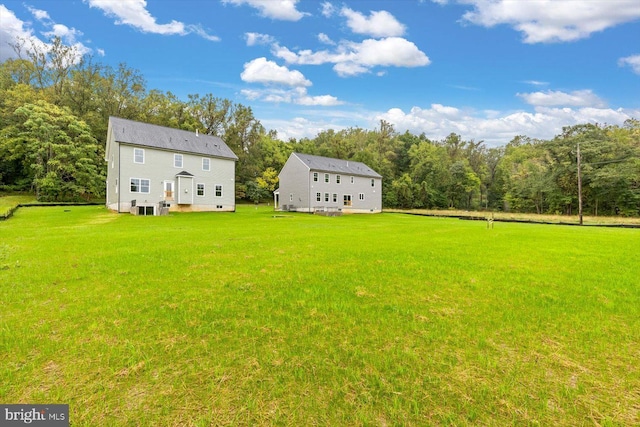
[584,156,634,166]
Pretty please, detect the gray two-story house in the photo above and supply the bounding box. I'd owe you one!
[274,153,382,213]
[105,117,238,215]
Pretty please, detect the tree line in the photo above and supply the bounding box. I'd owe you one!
[1,37,638,215]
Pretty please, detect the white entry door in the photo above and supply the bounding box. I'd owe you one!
[164,181,174,201]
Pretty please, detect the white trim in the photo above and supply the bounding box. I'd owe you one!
[359,193,365,201]
[343,194,352,206]
[316,192,321,202]
[214,184,223,197]
[313,172,318,182]
[324,173,329,183]
[350,176,354,184]
[336,174,341,184]
[174,153,183,168]
[202,157,210,171]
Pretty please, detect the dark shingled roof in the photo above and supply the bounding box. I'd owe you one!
[293,153,382,178]
[109,117,238,160]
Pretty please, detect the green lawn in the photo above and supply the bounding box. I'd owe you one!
[0,194,37,217]
[1,206,638,426]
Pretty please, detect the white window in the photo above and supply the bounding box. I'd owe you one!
[324,173,329,183]
[316,192,321,202]
[350,176,354,184]
[202,158,210,171]
[130,178,150,193]
[359,193,365,201]
[134,148,144,164]
[336,175,341,184]
[371,179,375,187]
[332,193,337,203]
[196,183,205,197]
[289,193,293,202]
[174,154,183,168]
[324,193,329,202]
[313,172,318,182]
[215,185,223,197]
[343,194,352,207]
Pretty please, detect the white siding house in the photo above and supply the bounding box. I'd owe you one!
[274,153,382,214]
[105,117,238,215]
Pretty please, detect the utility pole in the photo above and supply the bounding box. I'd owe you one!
[577,143,583,225]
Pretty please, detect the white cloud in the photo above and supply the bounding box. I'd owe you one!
[340,7,406,37]
[297,92,343,106]
[27,6,51,22]
[619,54,640,74]
[456,0,640,43]
[523,80,549,86]
[84,0,219,40]
[222,0,307,21]
[517,90,607,108]
[43,23,82,43]
[241,57,311,87]
[321,2,336,18]
[375,104,640,146]
[0,5,39,60]
[189,25,221,42]
[262,116,350,141]
[85,0,185,34]
[273,37,430,77]
[0,5,92,61]
[241,87,343,106]
[245,32,275,46]
[317,33,335,45]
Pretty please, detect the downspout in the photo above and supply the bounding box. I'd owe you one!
[308,170,311,214]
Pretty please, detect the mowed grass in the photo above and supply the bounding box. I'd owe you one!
[0,194,37,217]
[1,206,639,426]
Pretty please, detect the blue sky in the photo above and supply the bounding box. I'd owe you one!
[1,0,639,146]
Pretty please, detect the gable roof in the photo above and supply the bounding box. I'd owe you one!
[108,117,238,160]
[292,153,382,178]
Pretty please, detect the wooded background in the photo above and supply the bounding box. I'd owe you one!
[1,37,638,215]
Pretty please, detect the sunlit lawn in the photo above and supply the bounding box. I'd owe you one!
[0,194,37,217]
[1,205,638,425]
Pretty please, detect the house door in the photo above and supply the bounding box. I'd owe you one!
[164,181,174,200]
[177,176,194,205]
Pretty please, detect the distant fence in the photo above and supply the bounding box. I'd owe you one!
[391,211,640,229]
